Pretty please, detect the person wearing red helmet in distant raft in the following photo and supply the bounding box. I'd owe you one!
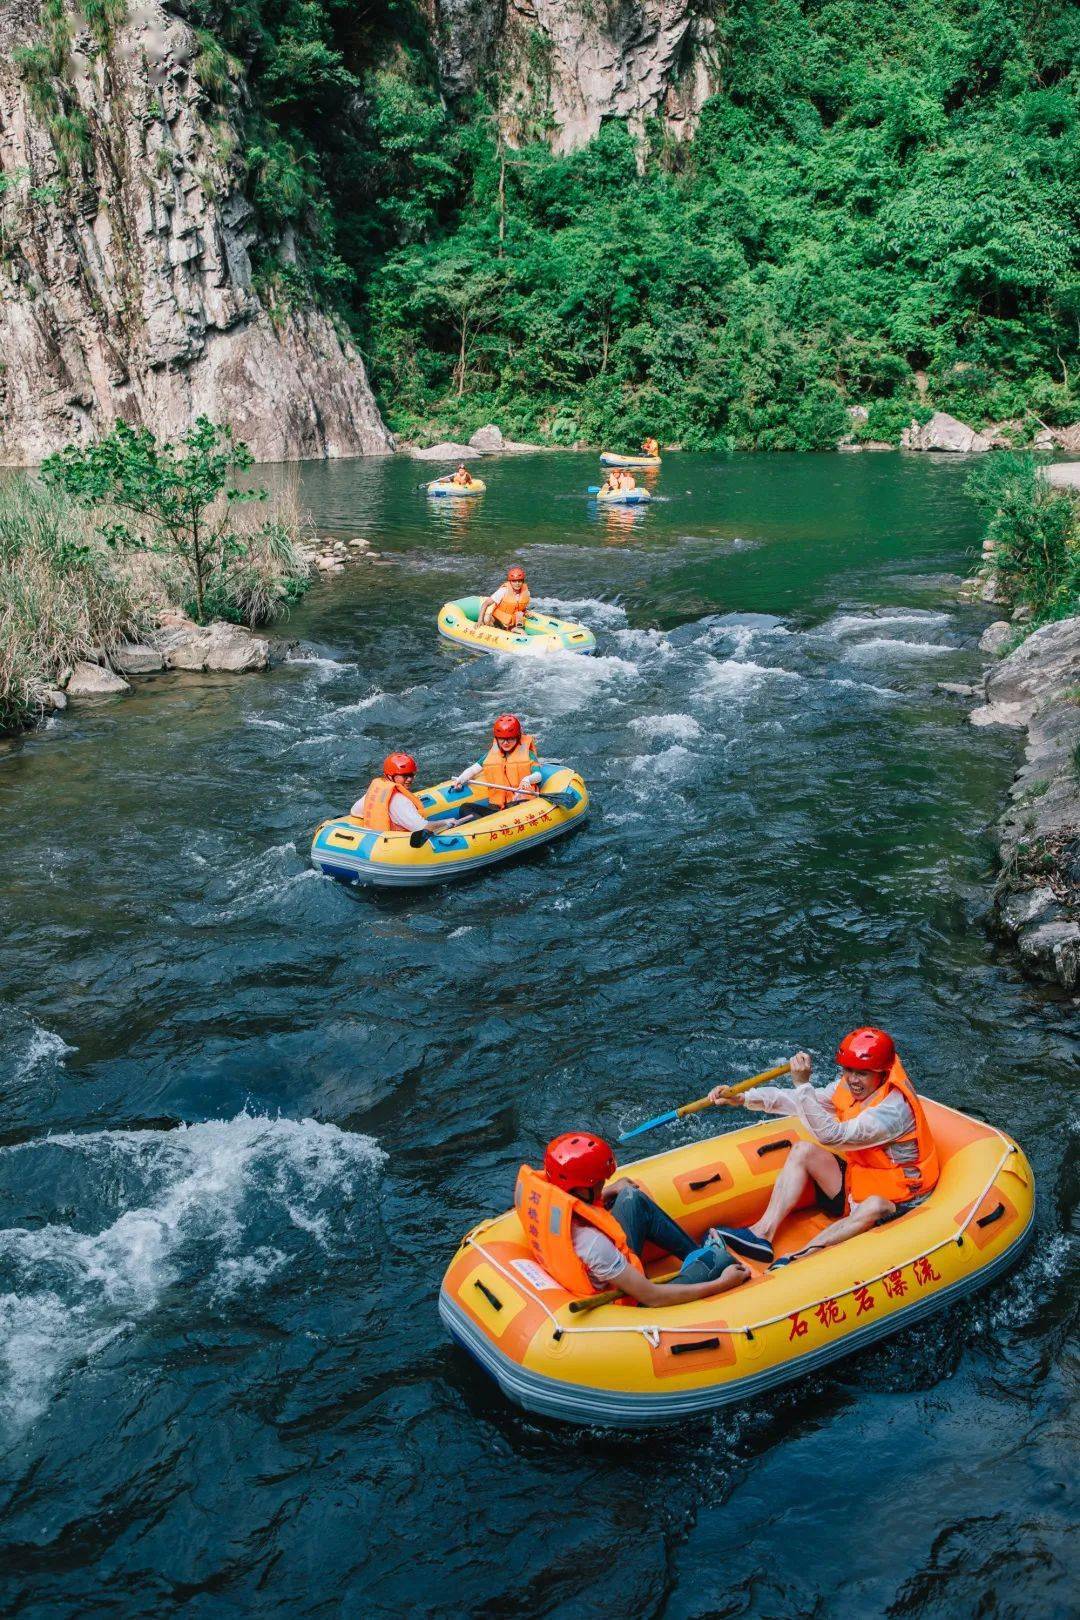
[707,1027,941,1267]
[515,1133,749,1305]
[479,565,530,630]
[352,753,461,835]
[451,714,541,807]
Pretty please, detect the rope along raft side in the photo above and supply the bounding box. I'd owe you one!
[311,765,589,888]
[438,1098,1034,1427]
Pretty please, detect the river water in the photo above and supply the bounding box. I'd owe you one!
[1,453,1075,1617]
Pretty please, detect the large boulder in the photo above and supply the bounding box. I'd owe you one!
[978,622,1014,655]
[409,442,481,461]
[1044,463,1080,490]
[111,642,165,675]
[469,424,504,453]
[901,412,991,454]
[66,661,130,697]
[149,620,270,672]
[972,618,1080,728]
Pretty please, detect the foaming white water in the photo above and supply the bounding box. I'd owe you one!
[828,611,951,636]
[333,687,387,716]
[4,1024,76,1088]
[695,656,802,700]
[497,650,640,717]
[283,652,357,677]
[630,713,703,743]
[537,596,627,628]
[844,637,954,661]
[0,1114,384,1429]
[630,744,693,778]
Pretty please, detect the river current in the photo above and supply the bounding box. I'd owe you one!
[1,453,1076,1617]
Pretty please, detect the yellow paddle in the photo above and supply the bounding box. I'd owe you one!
[617,1062,791,1142]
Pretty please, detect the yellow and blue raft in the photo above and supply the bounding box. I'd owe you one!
[592,486,651,505]
[440,1098,1033,1427]
[438,597,596,656]
[600,452,662,468]
[427,476,486,497]
[311,765,588,888]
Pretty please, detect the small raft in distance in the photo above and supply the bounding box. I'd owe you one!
[591,485,652,505]
[600,452,662,468]
[427,476,486,497]
[440,1097,1033,1427]
[311,765,588,888]
[438,596,596,656]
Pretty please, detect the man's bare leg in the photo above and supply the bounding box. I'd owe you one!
[752,1141,844,1244]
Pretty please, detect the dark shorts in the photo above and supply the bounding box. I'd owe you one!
[814,1154,847,1218]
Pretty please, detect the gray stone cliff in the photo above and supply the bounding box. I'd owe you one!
[0,0,392,464]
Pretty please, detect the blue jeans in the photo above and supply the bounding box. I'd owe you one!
[610,1187,733,1285]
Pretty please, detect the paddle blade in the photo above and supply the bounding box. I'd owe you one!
[618,1108,679,1142]
[408,829,433,848]
[587,485,600,495]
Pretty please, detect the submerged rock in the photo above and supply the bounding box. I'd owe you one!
[901,412,991,454]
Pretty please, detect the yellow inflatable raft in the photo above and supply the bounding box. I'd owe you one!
[311,765,588,888]
[593,486,651,505]
[427,477,486,496]
[438,597,596,656]
[440,1098,1033,1426]
[600,452,662,468]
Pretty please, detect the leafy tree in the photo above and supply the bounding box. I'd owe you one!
[41,419,263,624]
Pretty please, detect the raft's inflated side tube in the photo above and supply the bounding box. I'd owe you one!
[599,452,662,468]
[438,596,596,657]
[439,1098,1034,1427]
[594,487,651,504]
[311,764,588,888]
[427,477,486,496]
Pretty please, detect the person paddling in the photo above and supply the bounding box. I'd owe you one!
[641,436,659,457]
[352,753,458,836]
[707,1027,940,1267]
[479,564,530,629]
[451,714,542,806]
[450,463,475,487]
[516,1133,748,1305]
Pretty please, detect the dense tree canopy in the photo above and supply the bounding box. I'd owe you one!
[195,0,1080,448]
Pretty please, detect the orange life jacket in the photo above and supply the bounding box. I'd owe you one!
[833,1058,940,1206]
[482,735,538,808]
[642,439,659,456]
[514,1164,644,1297]
[359,776,427,833]
[492,583,530,629]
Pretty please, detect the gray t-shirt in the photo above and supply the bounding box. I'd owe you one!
[572,1219,628,1284]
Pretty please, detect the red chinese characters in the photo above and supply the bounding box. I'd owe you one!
[814,1297,847,1328]
[913,1255,942,1287]
[882,1269,908,1300]
[788,1311,809,1341]
[853,1285,875,1316]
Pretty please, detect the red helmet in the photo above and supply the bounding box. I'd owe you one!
[507,565,526,583]
[493,713,522,742]
[836,1026,895,1073]
[383,751,418,779]
[544,1133,617,1194]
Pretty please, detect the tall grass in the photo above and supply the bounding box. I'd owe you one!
[0,477,143,732]
[202,482,314,627]
[966,455,1080,624]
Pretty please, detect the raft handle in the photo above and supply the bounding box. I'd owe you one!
[976,1201,1006,1229]
[757,1139,793,1158]
[474,1278,503,1312]
[670,1337,721,1356]
[688,1172,725,1191]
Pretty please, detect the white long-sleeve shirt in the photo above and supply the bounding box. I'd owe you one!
[743,1081,917,1162]
[350,786,429,832]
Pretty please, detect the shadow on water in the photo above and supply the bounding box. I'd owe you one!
[0,453,1075,1616]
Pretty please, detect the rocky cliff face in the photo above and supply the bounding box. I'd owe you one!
[0,0,392,465]
[436,0,721,152]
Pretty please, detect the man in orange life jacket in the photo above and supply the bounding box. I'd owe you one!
[707,1027,940,1267]
[516,1134,748,1304]
[451,714,541,807]
[351,753,460,836]
[479,565,530,630]
[641,436,659,458]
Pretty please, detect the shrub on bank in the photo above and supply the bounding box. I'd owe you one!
[0,477,143,732]
[966,455,1080,623]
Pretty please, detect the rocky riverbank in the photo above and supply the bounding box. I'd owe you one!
[967,619,1080,992]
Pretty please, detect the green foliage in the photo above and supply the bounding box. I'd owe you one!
[0,477,142,733]
[966,455,1080,622]
[12,0,94,177]
[188,0,1080,447]
[41,418,263,625]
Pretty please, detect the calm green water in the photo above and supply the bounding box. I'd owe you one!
[1,453,1075,1616]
